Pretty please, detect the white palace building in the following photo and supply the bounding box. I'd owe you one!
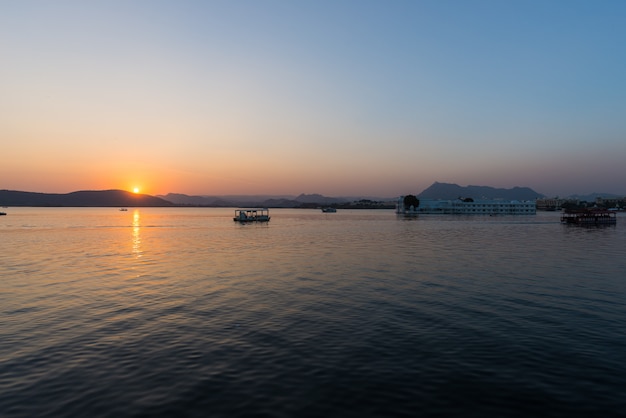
[396,197,536,216]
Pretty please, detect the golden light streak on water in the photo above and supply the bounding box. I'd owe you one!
[132,209,142,259]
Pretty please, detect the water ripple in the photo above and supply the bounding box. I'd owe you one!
[1,209,625,417]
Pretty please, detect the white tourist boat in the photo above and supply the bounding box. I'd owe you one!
[233,208,270,223]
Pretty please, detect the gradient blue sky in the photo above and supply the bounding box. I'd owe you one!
[2,0,625,197]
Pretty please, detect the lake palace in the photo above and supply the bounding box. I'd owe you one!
[396,197,536,216]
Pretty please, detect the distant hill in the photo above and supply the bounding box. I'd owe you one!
[417,182,544,200]
[0,190,174,207]
[158,193,350,207]
[158,193,295,207]
[294,194,347,205]
[157,193,235,207]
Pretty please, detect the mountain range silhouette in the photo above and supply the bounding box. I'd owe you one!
[4,183,615,207]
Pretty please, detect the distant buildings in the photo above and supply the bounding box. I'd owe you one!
[537,197,625,211]
[536,198,566,211]
[595,197,624,210]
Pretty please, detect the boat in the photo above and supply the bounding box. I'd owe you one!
[0,212,6,216]
[321,207,337,213]
[119,208,128,211]
[233,208,270,223]
[560,208,616,225]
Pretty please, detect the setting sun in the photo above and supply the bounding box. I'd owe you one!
[133,187,140,194]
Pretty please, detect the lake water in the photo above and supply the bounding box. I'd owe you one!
[1,208,625,417]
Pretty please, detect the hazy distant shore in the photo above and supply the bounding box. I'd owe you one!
[2,182,623,208]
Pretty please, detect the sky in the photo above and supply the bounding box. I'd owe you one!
[1,0,625,198]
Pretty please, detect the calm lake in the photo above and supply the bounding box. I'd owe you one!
[1,208,625,417]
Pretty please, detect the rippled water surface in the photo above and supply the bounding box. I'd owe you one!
[1,208,625,417]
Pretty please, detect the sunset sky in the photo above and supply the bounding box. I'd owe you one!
[2,1,625,198]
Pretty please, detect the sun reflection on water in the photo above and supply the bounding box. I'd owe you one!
[132,209,142,258]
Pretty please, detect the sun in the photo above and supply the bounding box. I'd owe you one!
[133,187,140,194]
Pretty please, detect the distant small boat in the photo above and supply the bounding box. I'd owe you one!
[0,212,6,216]
[321,207,337,213]
[119,208,128,211]
[234,208,270,223]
